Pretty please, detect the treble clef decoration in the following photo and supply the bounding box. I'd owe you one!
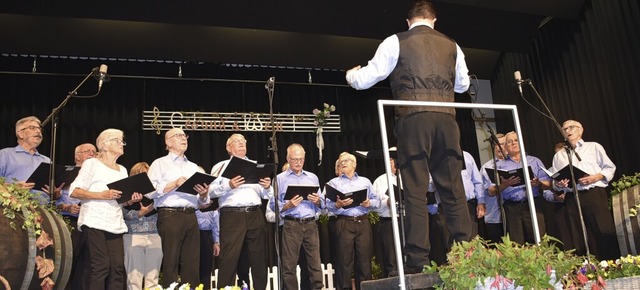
[150,106,163,135]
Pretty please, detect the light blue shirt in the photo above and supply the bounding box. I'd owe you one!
[270,169,322,219]
[123,208,158,235]
[56,189,81,217]
[147,152,210,208]
[552,139,616,192]
[481,159,502,224]
[0,145,51,204]
[492,155,551,202]
[325,172,379,217]
[346,22,470,93]
[462,151,484,204]
[196,209,220,243]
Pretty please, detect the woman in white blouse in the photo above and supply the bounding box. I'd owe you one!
[69,128,141,290]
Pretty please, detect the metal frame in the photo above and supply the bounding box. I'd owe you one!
[376,100,539,290]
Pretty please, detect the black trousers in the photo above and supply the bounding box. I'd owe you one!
[217,209,267,290]
[396,111,471,271]
[66,216,88,290]
[82,225,125,290]
[157,210,201,287]
[334,217,372,290]
[467,198,479,239]
[503,196,546,245]
[281,220,324,290]
[199,230,214,290]
[485,223,504,244]
[565,187,620,260]
[376,218,398,277]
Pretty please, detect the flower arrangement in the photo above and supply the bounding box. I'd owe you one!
[313,103,336,128]
[425,235,585,289]
[312,103,335,165]
[425,233,640,290]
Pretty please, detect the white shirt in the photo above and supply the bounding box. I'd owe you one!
[209,157,273,208]
[147,152,210,208]
[346,22,470,93]
[69,158,128,234]
[552,139,616,191]
[372,172,400,218]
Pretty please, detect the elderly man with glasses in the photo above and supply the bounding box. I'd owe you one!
[326,152,379,290]
[148,127,211,287]
[210,133,273,290]
[552,120,620,260]
[0,116,54,204]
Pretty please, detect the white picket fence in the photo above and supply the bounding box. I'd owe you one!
[211,263,335,290]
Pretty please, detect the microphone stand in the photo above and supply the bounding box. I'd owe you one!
[265,77,283,289]
[521,78,591,261]
[468,88,508,234]
[42,67,102,205]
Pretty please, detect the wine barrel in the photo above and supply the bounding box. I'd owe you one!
[0,206,73,290]
[612,185,640,256]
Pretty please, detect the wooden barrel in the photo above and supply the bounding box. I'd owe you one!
[0,206,73,290]
[612,185,640,256]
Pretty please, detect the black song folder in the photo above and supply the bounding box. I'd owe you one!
[324,184,368,209]
[107,173,156,204]
[543,165,590,182]
[485,166,535,187]
[175,172,216,195]
[220,156,275,184]
[27,162,80,190]
[284,185,320,201]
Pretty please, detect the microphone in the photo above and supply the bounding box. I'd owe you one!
[265,76,275,89]
[94,64,110,91]
[514,71,523,96]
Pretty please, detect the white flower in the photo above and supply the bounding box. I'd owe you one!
[599,260,608,268]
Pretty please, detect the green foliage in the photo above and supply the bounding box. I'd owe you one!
[371,256,383,280]
[610,172,640,196]
[0,177,57,235]
[318,213,329,224]
[367,211,379,225]
[425,235,584,289]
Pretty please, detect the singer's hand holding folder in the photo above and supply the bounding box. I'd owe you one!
[485,166,535,187]
[107,173,156,204]
[123,196,157,217]
[541,165,590,182]
[27,162,80,190]
[284,185,320,201]
[220,156,274,184]
[324,184,367,209]
[175,172,216,195]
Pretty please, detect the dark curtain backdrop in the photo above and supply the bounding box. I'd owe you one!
[490,0,640,177]
[0,54,478,265]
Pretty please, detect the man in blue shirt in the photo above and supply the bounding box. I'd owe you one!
[0,116,52,204]
[271,143,324,290]
[488,131,551,244]
[326,152,379,290]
